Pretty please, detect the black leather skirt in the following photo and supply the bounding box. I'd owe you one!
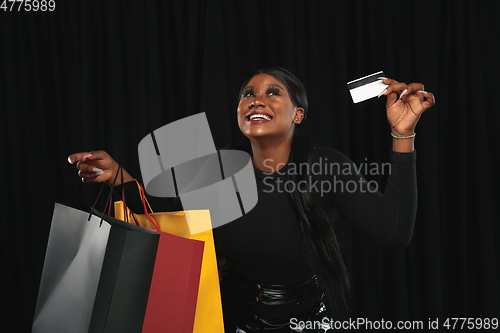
[220,270,332,333]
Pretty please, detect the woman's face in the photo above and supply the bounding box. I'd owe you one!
[237,74,303,141]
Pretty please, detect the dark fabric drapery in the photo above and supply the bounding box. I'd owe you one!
[1,1,498,331]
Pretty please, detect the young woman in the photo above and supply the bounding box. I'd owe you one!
[69,67,435,332]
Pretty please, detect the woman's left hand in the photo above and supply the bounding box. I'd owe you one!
[378,78,435,136]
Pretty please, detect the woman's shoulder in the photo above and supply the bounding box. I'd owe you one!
[312,146,354,164]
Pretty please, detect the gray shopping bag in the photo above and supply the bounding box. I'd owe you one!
[32,203,159,333]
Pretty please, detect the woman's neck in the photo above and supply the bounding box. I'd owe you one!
[250,136,293,173]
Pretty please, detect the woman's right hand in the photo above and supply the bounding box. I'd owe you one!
[68,150,132,185]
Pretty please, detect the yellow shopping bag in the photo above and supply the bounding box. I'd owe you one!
[115,181,224,333]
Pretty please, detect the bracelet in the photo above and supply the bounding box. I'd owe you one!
[391,132,416,139]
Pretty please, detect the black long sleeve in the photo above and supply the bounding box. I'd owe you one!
[319,147,417,248]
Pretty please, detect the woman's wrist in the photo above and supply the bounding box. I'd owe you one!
[392,136,415,152]
[390,127,415,152]
[107,163,134,186]
[391,132,416,139]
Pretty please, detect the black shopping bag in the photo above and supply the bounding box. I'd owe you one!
[32,203,204,333]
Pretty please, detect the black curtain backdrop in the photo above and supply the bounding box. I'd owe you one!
[1,1,499,331]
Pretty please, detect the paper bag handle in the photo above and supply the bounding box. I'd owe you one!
[135,180,160,232]
[88,165,123,226]
[134,179,154,214]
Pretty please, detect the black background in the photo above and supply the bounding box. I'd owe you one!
[1,0,499,331]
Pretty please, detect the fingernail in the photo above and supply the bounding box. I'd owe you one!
[95,171,105,176]
[377,88,387,98]
[68,156,73,164]
[83,153,92,159]
[418,90,427,94]
[399,89,408,99]
[378,77,388,80]
[92,168,103,173]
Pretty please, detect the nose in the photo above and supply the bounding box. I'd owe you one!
[249,96,266,109]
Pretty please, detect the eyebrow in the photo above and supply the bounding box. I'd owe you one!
[243,84,284,91]
[267,84,284,91]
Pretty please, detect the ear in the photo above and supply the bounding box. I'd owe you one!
[293,107,304,125]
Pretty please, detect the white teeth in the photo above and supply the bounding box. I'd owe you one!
[249,114,271,121]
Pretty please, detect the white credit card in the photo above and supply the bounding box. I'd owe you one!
[347,71,388,103]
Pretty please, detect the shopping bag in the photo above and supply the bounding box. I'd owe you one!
[115,181,225,333]
[32,203,204,333]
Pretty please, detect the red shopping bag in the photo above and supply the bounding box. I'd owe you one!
[142,230,204,332]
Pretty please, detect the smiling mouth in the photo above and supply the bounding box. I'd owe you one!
[245,111,274,123]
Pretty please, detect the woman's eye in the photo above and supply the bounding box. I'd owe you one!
[242,90,254,98]
[267,88,281,96]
